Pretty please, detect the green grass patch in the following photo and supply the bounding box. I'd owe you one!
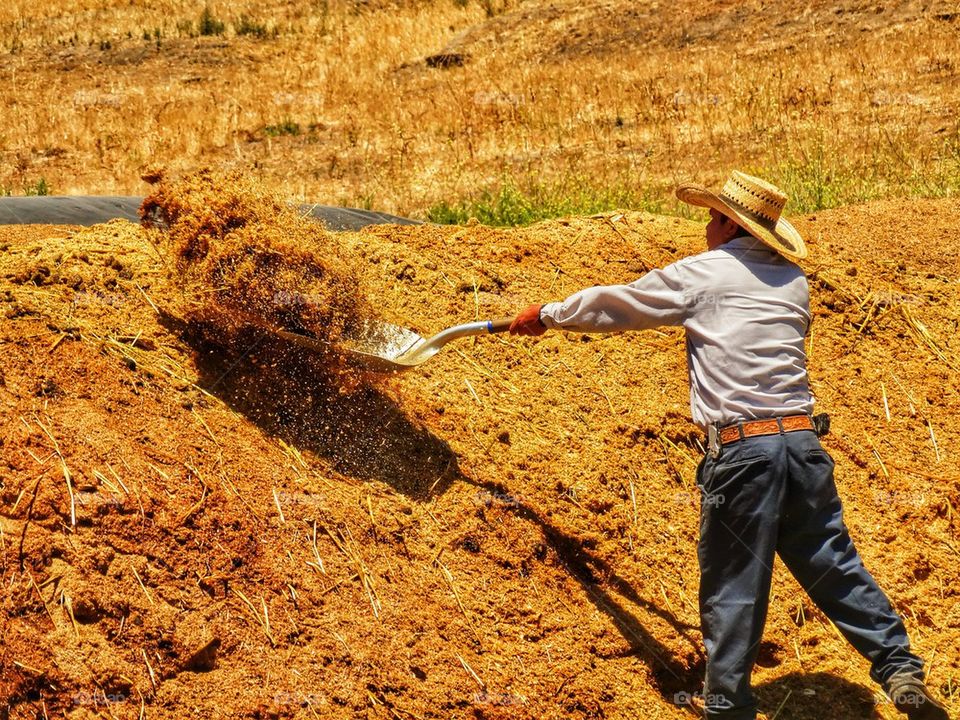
[25,178,50,196]
[264,119,301,137]
[426,127,960,228]
[199,7,226,36]
[3,178,51,196]
[769,126,960,214]
[427,176,666,227]
[235,16,279,39]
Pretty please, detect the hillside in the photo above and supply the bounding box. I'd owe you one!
[1,194,958,719]
[0,0,957,215]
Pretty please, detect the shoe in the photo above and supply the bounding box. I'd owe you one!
[885,673,950,719]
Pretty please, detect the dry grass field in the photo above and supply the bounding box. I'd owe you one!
[1,0,958,219]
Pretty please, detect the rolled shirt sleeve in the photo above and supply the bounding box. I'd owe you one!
[539,263,689,333]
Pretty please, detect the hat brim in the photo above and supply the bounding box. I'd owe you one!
[675,183,807,260]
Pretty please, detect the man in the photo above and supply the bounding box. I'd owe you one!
[509,171,948,720]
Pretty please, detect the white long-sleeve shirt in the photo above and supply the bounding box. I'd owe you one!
[539,236,814,429]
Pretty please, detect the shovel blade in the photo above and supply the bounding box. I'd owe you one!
[278,315,512,372]
[277,319,427,372]
[341,318,425,359]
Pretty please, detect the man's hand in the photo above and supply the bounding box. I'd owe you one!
[510,304,548,336]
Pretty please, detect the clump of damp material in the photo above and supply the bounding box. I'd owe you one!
[140,170,372,381]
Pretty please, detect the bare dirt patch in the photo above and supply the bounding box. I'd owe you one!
[0,198,958,719]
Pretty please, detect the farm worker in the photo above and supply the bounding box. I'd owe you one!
[509,171,948,720]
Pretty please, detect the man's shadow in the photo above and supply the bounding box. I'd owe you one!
[470,477,708,701]
[756,672,883,719]
[170,317,461,500]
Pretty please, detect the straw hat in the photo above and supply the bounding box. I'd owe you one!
[676,171,807,260]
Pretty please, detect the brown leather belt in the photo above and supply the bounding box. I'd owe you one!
[718,414,815,445]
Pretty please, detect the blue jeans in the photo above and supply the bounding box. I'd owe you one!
[696,430,923,719]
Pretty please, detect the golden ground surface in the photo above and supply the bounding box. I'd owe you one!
[0,195,958,718]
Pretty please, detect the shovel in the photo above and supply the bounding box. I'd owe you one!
[277,316,515,372]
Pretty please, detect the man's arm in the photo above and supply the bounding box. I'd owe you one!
[510,264,690,336]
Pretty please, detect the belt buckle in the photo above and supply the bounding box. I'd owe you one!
[708,424,722,459]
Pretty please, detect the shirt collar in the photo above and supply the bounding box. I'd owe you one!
[723,235,778,255]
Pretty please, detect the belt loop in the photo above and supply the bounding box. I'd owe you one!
[737,422,745,441]
[776,417,784,435]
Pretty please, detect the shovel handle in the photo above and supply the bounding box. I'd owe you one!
[485,317,516,334]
